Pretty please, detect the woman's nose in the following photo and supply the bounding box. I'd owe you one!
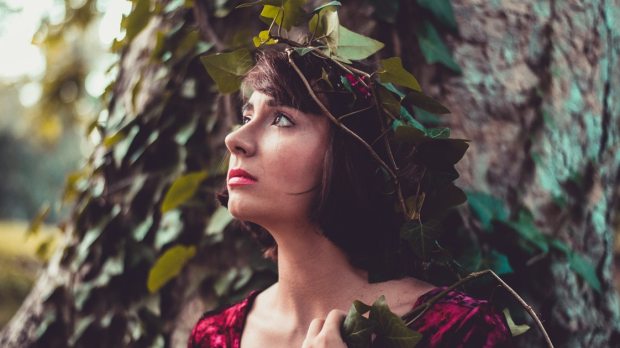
[224,125,256,157]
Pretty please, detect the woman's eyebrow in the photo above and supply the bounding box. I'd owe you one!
[241,99,285,114]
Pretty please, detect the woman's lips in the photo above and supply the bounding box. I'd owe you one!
[228,176,257,186]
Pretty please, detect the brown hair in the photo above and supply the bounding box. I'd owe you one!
[216,44,422,279]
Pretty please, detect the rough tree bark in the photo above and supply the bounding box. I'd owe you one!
[1,0,618,347]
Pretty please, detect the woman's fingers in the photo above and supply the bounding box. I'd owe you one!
[302,309,347,348]
[306,318,325,338]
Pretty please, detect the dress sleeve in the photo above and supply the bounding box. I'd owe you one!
[409,287,515,347]
[457,302,514,347]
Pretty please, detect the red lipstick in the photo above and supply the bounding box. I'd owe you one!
[228,168,258,186]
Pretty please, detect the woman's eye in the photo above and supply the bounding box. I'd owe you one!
[273,112,294,127]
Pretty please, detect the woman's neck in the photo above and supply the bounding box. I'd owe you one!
[265,222,372,329]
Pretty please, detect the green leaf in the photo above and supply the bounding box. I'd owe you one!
[253,29,278,47]
[416,20,461,73]
[486,250,513,275]
[161,171,208,213]
[342,302,376,348]
[502,308,531,336]
[465,191,509,231]
[336,24,384,61]
[311,1,341,13]
[413,106,442,125]
[206,206,234,235]
[235,0,282,9]
[393,123,426,144]
[200,48,254,93]
[400,219,442,260]
[426,127,450,138]
[506,210,549,253]
[293,47,316,56]
[568,251,602,292]
[380,82,406,99]
[147,244,196,293]
[260,0,307,31]
[402,90,450,114]
[378,57,421,91]
[377,84,401,119]
[399,106,427,133]
[27,203,51,237]
[369,295,422,347]
[416,0,458,30]
[308,4,339,52]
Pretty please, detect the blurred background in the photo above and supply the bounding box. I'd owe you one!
[0,0,129,327]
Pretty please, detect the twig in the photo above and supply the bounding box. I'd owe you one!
[337,104,375,121]
[285,48,398,191]
[371,88,408,220]
[402,269,554,348]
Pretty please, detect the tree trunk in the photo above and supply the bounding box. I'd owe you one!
[1,0,618,347]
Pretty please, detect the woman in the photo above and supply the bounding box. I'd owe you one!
[188,45,512,347]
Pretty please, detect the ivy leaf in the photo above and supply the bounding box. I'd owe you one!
[393,123,426,144]
[413,106,442,125]
[426,127,450,139]
[485,250,514,275]
[380,82,405,98]
[416,20,461,73]
[416,139,469,167]
[505,210,549,253]
[402,90,450,114]
[293,46,316,56]
[416,0,458,30]
[253,29,278,47]
[465,191,509,231]
[311,1,342,13]
[568,251,602,292]
[147,244,196,293]
[161,171,208,213]
[399,105,427,133]
[308,3,339,53]
[378,57,421,92]
[400,219,442,260]
[549,238,601,292]
[335,24,384,61]
[377,84,401,119]
[260,0,307,31]
[342,301,376,348]
[200,48,254,93]
[369,295,422,347]
[502,308,531,336]
[206,206,234,235]
[27,203,51,237]
[235,0,282,9]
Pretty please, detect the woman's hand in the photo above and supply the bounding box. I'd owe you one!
[301,309,348,348]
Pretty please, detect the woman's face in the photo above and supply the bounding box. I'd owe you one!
[224,91,332,227]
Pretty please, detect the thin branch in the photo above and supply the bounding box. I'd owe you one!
[285,48,398,190]
[337,104,375,122]
[371,89,408,220]
[402,269,554,348]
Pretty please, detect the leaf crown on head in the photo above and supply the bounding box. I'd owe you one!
[200,0,470,275]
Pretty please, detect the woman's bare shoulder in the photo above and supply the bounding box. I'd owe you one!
[367,277,436,317]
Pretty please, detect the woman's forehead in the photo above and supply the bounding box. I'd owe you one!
[242,92,282,112]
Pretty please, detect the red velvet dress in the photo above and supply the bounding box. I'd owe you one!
[188,286,513,348]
